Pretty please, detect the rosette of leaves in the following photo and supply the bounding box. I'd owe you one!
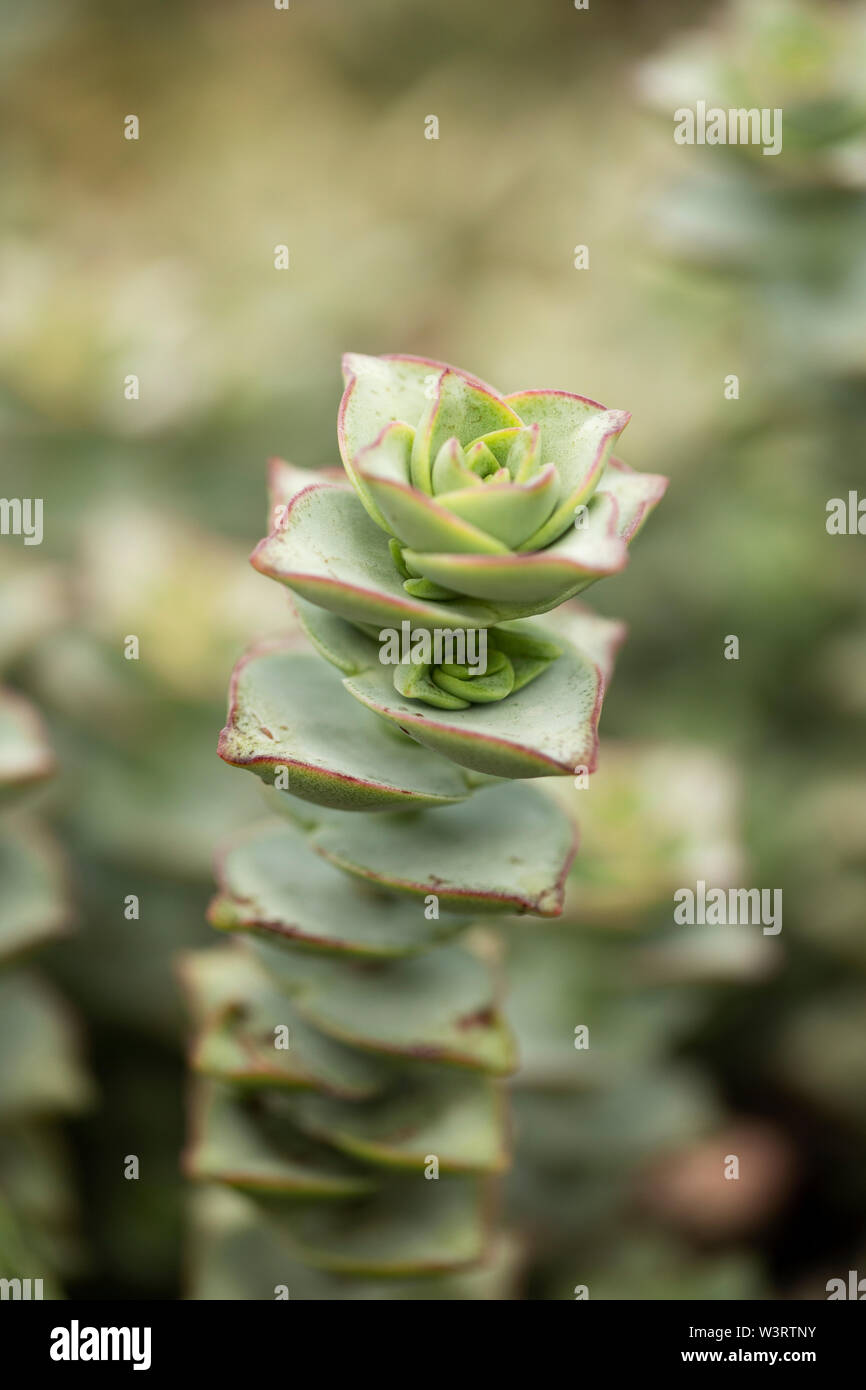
[253,354,665,624]
[0,689,92,1293]
[186,356,665,1299]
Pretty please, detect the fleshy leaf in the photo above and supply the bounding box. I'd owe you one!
[300,602,624,780]
[432,655,515,704]
[251,481,544,629]
[286,1071,508,1174]
[431,438,480,494]
[593,456,670,541]
[0,689,55,804]
[184,1082,373,1197]
[265,457,343,532]
[0,824,70,966]
[346,422,415,535]
[208,819,471,957]
[249,936,517,1074]
[182,948,388,1098]
[410,370,522,494]
[402,490,629,604]
[436,465,559,549]
[401,461,667,603]
[393,660,469,710]
[339,354,500,525]
[356,470,510,556]
[189,1186,518,1298]
[271,1174,490,1276]
[0,971,93,1119]
[288,781,577,917]
[218,644,478,811]
[464,440,502,478]
[292,591,617,776]
[506,424,542,481]
[504,390,630,543]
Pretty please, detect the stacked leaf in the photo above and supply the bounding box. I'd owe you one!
[8,515,293,1295]
[502,743,773,1300]
[0,687,92,1295]
[185,353,666,1296]
[638,0,866,1298]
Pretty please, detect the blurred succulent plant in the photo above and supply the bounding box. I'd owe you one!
[501,743,773,1298]
[0,688,91,1293]
[640,0,866,176]
[185,356,664,1298]
[640,0,866,381]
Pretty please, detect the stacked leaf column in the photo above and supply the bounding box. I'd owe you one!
[0,689,91,1294]
[184,354,666,1295]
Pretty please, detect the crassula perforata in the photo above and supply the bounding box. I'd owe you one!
[184,355,666,1293]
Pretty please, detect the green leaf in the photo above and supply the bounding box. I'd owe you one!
[394,659,469,710]
[292,595,621,779]
[398,460,666,605]
[402,491,629,604]
[432,654,515,704]
[188,1186,518,1299]
[346,421,416,536]
[431,437,480,493]
[0,823,70,965]
[505,390,630,547]
[339,354,456,525]
[251,482,543,629]
[0,971,93,1120]
[436,465,559,549]
[219,646,478,811]
[0,689,55,804]
[505,424,542,481]
[271,1174,490,1276]
[184,1082,373,1198]
[249,936,517,1074]
[594,456,670,542]
[410,368,522,494]
[289,782,576,917]
[208,820,471,958]
[183,948,388,1097]
[344,611,624,779]
[265,458,332,525]
[358,471,510,555]
[286,1070,508,1175]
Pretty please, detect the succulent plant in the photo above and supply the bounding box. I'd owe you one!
[253,354,665,626]
[502,742,773,1299]
[640,0,866,382]
[0,687,91,1292]
[185,355,665,1298]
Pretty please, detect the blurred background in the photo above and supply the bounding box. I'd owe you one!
[1,0,865,1299]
